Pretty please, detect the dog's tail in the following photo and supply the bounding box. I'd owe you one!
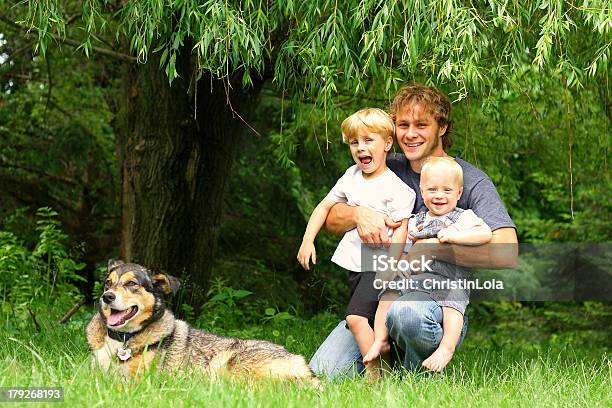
[254,354,321,389]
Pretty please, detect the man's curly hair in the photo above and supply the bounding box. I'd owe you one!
[389,84,453,149]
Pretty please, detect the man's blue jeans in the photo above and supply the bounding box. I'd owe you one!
[309,291,468,379]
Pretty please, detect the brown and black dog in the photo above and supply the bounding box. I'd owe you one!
[86,259,318,385]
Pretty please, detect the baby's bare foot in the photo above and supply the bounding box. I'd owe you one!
[422,346,454,372]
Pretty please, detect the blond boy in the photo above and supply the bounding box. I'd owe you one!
[297,108,415,377]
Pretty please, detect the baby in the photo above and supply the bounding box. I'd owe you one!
[364,156,492,372]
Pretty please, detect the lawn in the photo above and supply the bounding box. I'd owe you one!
[1,304,610,407]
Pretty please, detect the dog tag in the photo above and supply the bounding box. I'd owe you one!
[117,347,132,361]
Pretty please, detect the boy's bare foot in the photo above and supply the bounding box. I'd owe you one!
[363,340,391,364]
[363,340,392,381]
[422,346,454,372]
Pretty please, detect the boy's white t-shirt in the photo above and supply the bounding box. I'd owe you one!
[325,165,416,272]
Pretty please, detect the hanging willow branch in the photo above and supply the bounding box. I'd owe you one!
[564,77,575,219]
[12,0,609,100]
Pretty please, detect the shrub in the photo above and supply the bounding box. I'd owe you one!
[0,208,85,331]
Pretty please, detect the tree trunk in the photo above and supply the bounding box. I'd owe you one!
[117,48,260,303]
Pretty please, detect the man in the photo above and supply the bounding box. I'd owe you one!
[309,84,518,377]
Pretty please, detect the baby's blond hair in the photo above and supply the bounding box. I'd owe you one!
[341,108,394,143]
[420,156,463,186]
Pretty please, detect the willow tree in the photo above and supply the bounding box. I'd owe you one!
[9,0,609,295]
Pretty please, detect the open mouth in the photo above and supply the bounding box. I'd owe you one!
[107,306,139,327]
[359,156,372,165]
[405,142,423,150]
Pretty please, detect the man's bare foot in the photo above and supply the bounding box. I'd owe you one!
[422,346,454,372]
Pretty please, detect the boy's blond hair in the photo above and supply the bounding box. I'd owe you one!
[420,156,463,186]
[341,108,394,144]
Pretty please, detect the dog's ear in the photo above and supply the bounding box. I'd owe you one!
[108,259,125,271]
[151,273,180,296]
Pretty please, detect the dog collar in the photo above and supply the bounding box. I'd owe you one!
[107,328,138,343]
[107,327,175,361]
[107,329,139,361]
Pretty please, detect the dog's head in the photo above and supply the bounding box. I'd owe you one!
[99,259,180,333]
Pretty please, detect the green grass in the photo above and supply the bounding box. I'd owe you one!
[0,307,610,408]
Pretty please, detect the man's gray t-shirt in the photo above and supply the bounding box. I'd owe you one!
[386,153,515,314]
[387,153,515,231]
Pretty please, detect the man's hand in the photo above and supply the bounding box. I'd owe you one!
[403,228,518,269]
[355,206,401,246]
[324,203,401,245]
[399,238,438,277]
